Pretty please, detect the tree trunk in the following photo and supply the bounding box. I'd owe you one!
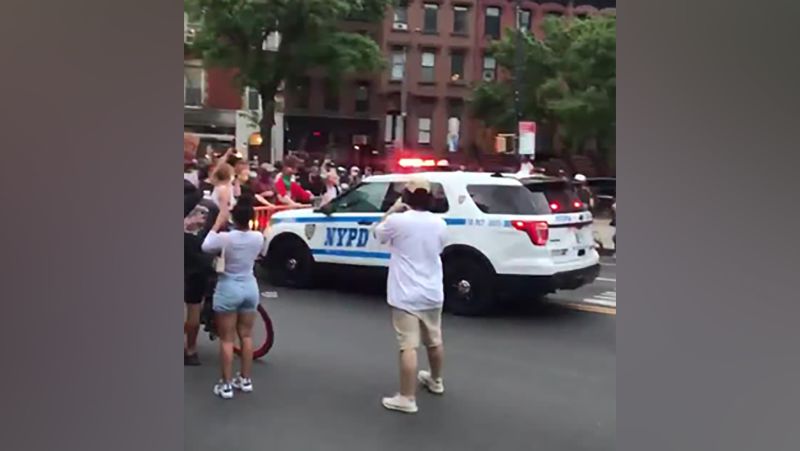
[258,88,277,163]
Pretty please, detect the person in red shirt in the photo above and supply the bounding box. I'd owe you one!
[274,155,312,206]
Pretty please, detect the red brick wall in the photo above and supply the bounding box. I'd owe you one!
[205,67,242,110]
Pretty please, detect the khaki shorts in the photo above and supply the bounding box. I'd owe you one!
[391,307,443,351]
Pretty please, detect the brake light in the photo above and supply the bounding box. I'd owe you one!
[573,201,583,209]
[549,202,560,211]
[511,220,549,246]
[437,159,449,167]
[421,159,436,167]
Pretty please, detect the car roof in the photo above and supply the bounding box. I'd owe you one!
[364,171,562,186]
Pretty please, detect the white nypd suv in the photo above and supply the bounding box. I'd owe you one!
[260,171,600,316]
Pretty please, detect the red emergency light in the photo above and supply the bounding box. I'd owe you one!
[398,158,449,168]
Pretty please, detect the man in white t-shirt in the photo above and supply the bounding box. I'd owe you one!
[374,176,448,414]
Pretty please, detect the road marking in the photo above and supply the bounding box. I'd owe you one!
[596,277,616,282]
[565,303,616,315]
[583,298,616,307]
[600,262,616,267]
[261,291,279,298]
[580,289,617,308]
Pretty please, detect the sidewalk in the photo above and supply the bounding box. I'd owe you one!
[592,219,616,255]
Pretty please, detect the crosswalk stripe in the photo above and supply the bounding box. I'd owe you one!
[582,298,617,307]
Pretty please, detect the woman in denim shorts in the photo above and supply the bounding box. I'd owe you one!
[202,197,265,399]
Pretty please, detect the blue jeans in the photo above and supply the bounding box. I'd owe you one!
[212,273,259,313]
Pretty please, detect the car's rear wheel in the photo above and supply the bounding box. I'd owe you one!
[266,237,314,288]
[443,257,495,316]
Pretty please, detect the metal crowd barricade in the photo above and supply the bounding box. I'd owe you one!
[250,204,310,232]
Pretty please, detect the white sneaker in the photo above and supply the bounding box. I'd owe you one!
[381,394,418,414]
[213,380,234,399]
[418,370,444,394]
[232,374,253,393]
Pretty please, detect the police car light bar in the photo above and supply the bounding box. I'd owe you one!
[398,158,449,168]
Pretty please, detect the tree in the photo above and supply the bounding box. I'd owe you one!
[185,0,391,162]
[470,14,616,160]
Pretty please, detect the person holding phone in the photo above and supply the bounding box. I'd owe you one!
[374,177,448,414]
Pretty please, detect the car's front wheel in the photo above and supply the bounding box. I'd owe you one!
[265,237,314,288]
[443,257,495,316]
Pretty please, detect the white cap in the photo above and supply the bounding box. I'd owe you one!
[574,174,587,182]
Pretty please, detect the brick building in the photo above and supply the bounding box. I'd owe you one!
[183,2,615,167]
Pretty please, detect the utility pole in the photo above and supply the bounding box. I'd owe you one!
[513,0,524,155]
[400,46,408,149]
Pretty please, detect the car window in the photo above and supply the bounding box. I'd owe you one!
[382,182,450,213]
[329,182,390,213]
[525,181,587,213]
[466,185,548,215]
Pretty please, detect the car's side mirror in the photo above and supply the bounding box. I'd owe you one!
[316,203,335,216]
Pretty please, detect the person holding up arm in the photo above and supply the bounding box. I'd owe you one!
[201,198,265,400]
[374,177,448,414]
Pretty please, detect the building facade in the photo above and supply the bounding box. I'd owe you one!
[184,2,615,167]
[183,13,284,162]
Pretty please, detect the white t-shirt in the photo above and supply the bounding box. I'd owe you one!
[374,210,447,311]
[202,230,264,277]
[517,161,534,176]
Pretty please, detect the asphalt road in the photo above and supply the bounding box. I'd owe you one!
[185,257,616,451]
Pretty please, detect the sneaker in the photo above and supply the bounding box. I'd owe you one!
[232,374,253,393]
[213,381,234,400]
[381,394,418,414]
[418,370,444,394]
[184,353,201,366]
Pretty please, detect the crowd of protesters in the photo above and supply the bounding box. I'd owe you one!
[184,133,612,407]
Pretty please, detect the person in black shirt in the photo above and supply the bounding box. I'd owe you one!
[184,180,220,366]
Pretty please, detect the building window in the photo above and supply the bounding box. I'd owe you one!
[244,87,261,111]
[423,3,439,33]
[323,80,339,112]
[485,6,501,39]
[453,5,469,35]
[421,51,436,83]
[390,48,406,81]
[518,9,532,32]
[450,51,465,82]
[393,1,408,26]
[418,117,432,145]
[355,82,370,112]
[482,55,497,81]
[184,65,204,107]
[385,112,402,144]
[292,78,309,109]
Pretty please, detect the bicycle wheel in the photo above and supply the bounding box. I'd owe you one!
[234,303,274,360]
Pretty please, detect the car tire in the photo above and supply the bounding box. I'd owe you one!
[265,237,314,288]
[443,257,495,316]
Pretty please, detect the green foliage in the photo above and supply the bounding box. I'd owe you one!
[470,15,616,154]
[185,0,390,91]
